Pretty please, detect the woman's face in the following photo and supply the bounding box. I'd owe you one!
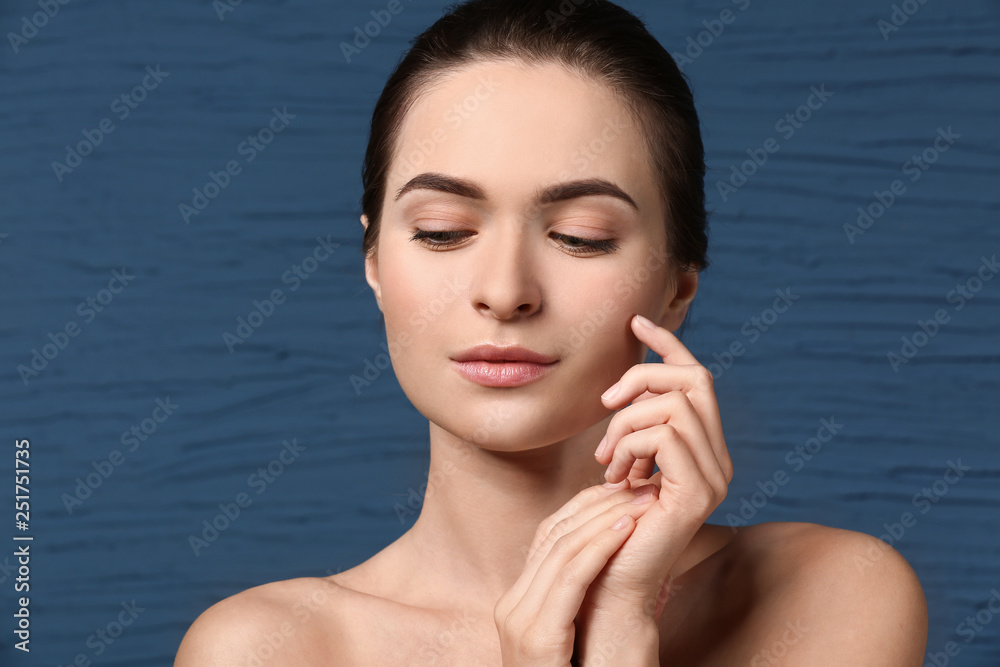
[363,59,696,452]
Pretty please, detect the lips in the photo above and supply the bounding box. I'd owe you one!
[452,344,558,364]
[451,345,558,387]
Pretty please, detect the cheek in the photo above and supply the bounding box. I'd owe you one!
[557,257,665,361]
[376,252,463,384]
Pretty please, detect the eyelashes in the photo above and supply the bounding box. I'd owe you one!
[553,233,620,255]
[408,229,620,256]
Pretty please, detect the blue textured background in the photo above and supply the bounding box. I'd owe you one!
[1,0,998,664]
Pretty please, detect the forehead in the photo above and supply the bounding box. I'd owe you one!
[389,59,662,216]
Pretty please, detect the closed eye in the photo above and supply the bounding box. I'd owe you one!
[409,230,619,255]
[409,230,470,248]
[551,233,620,255]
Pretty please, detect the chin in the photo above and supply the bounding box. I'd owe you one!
[411,380,610,453]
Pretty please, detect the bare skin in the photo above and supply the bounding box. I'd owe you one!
[175,60,927,665]
[174,521,926,665]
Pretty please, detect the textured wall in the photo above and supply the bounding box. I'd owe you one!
[1,0,997,664]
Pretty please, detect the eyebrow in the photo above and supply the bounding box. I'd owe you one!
[393,172,639,211]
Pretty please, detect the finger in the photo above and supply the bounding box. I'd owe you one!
[524,485,610,562]
[626,456,656,485]
[525,485,658,569]
[512,486,660,603]
[514,503,649,628]
[523,481,637,563]
[632,316,732,482]
[604,427,726,577]
[604,424,707,496]
[599,392,727,495]
[601,361,732,483]
[631,314,700,365]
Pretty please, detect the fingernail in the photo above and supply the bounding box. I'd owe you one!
[635,314,655,329]
[603,478,627,490]
[630,493,655,504]
[611,514,631,530]
[595,435,608,458]
[601,381,620,401]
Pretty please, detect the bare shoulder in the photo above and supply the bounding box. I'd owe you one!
[726,521,928,665]
[174,577,346,666]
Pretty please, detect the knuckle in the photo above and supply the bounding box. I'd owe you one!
[664,389,687,407]
[686,482,716,515]
[716,483,729,505]
[725,457,735,479]
[535,516,556,538]
[569,487,596,507]
[549,533,576,561]
[709,472,729,500]
[658,423,680,441]
[555,562,583,589]
[694,364,715,388]
[690,496,714,518]
[551,515,574,538]
[498,610,528,639]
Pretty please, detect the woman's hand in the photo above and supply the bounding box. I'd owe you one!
[493,483,662,666]
[575,314,734,660]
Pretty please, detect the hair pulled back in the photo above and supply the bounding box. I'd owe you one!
[360,0,709,276]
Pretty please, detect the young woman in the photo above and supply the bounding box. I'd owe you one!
[176,1,927,664]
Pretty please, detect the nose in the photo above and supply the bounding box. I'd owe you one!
[470,223,542,320]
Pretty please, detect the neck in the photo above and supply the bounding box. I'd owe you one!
[404,414,614,609]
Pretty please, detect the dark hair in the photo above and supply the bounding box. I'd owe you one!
[360,0,709,274]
